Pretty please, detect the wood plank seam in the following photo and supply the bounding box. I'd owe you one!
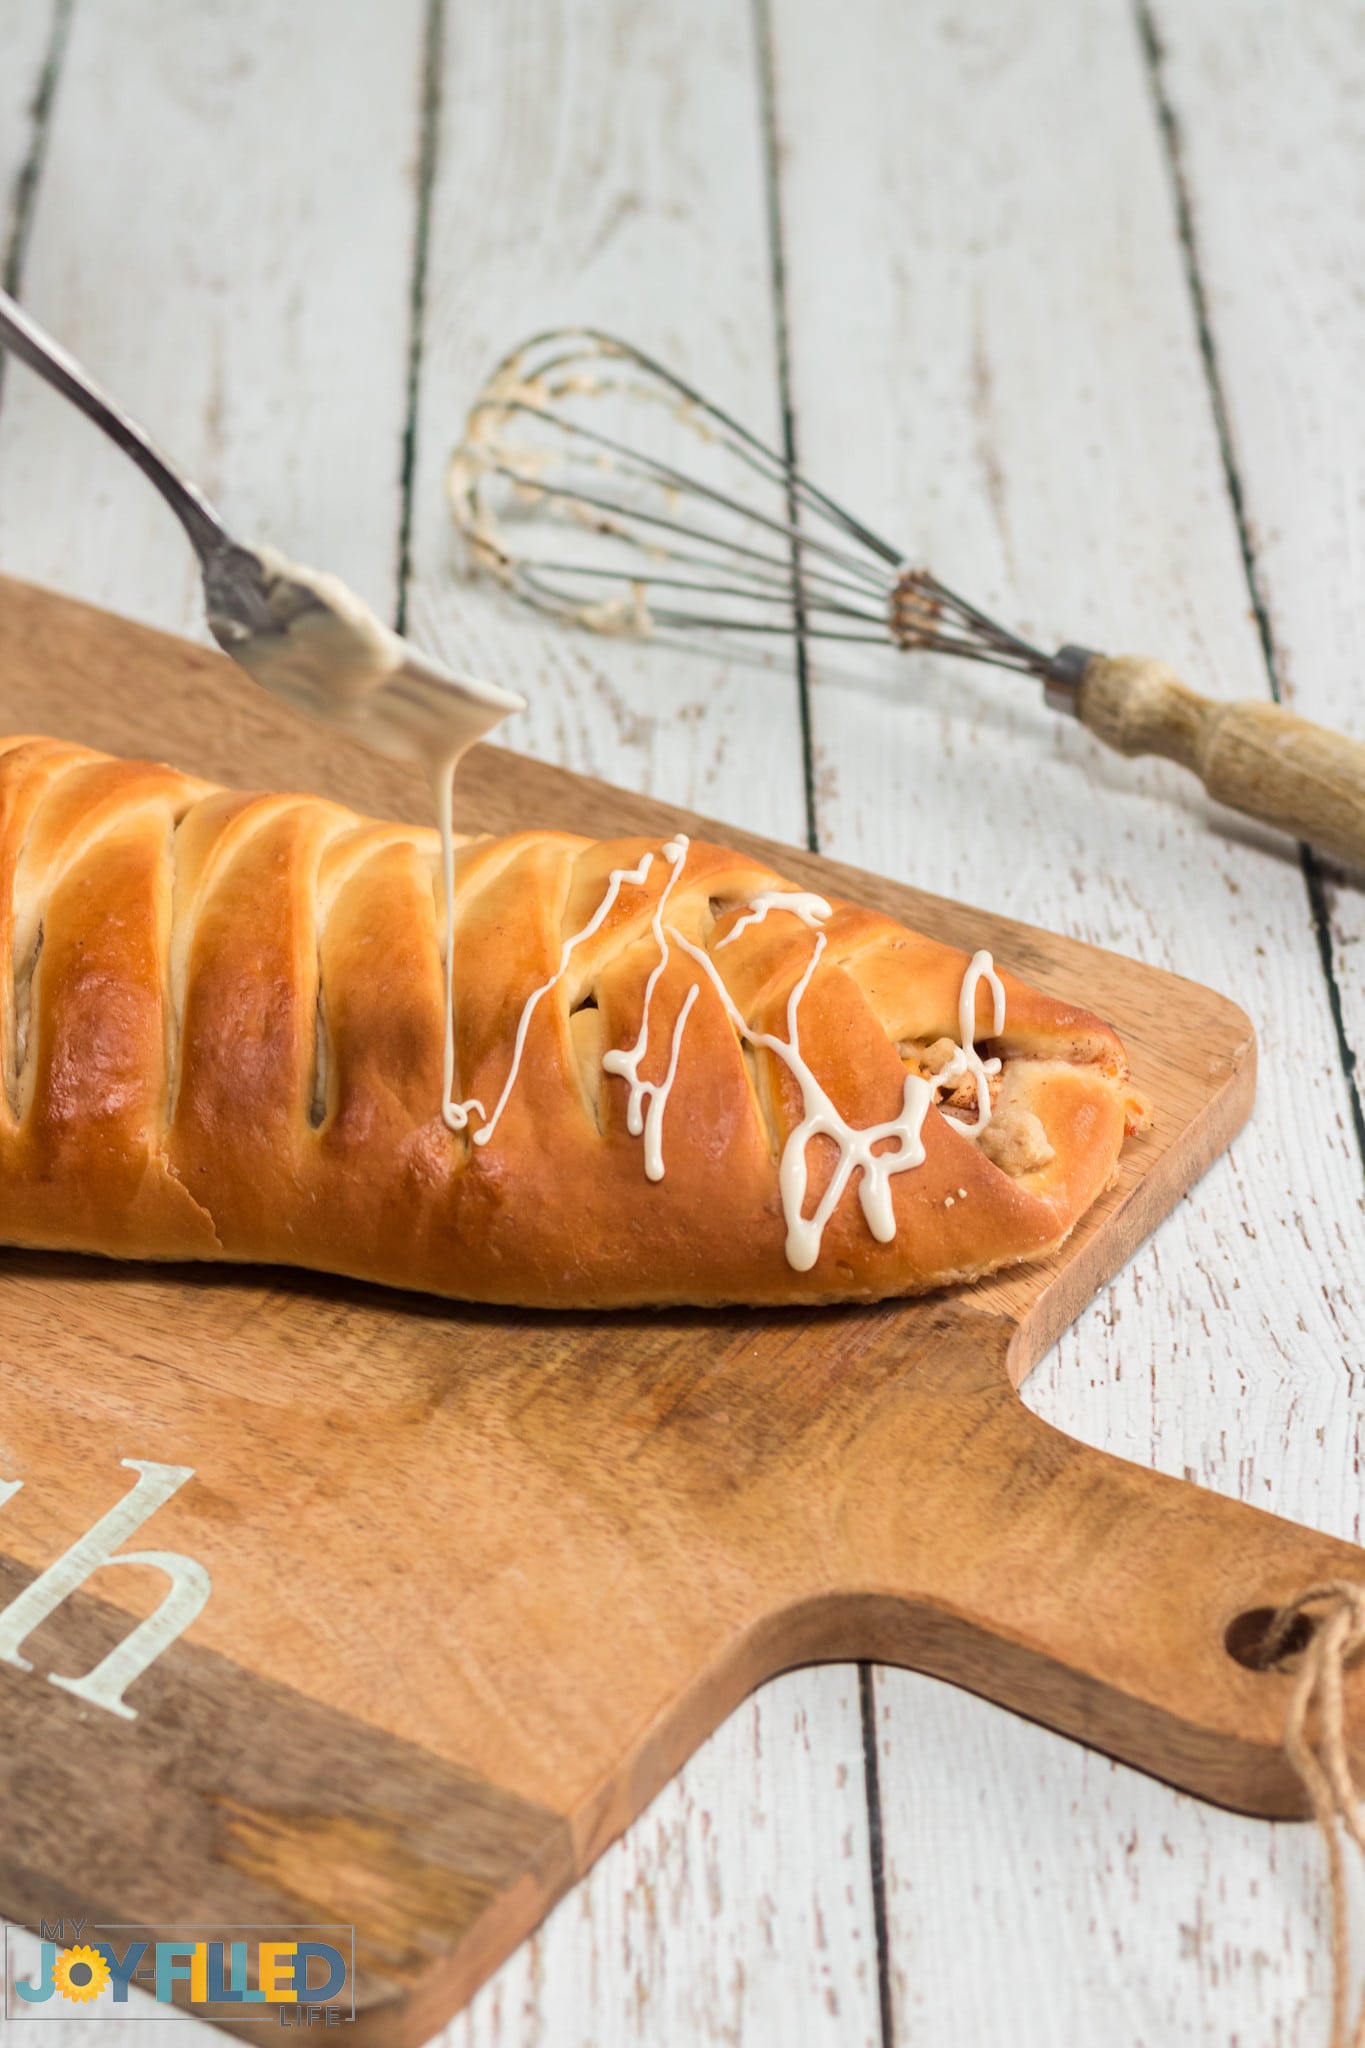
[751,4,895,2036]
[1135,0,1365,1179]
[0,0,73,309]
[395,0,446,642]
[751,0,819,858]
[857,1663,896,2048]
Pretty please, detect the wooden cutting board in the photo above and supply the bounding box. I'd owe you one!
[2,575,1363,2042]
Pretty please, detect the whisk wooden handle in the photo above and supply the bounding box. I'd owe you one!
[1076,654,1365,869]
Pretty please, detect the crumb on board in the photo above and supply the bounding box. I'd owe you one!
[1124,1091,1154,1137]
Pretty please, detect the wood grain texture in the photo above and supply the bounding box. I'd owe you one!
[763,0,1365,2038]
[0,1555,574,2016]
[0,581,1359,2048]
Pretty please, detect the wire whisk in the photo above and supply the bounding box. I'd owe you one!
[446,327,1365,872]
[447,328,1056,677]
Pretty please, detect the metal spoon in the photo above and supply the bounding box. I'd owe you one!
[0,286,523,762]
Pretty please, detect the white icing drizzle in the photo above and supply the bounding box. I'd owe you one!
[203,542,523,1164]
[672,927,928,1271]
[716,889,833,949]
[936,949,1006,1135]
[670,929,1007,1272]
[600,836,696,1180]
[444,820,1008,1274]
[444,849,656,1142]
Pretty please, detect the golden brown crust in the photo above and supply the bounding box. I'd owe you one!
[0,737,1143,1308]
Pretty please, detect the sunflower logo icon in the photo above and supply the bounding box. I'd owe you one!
[53,1943,110,2003]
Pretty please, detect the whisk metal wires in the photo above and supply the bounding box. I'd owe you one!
[445,328,1365,875]
[446,328,1078,694]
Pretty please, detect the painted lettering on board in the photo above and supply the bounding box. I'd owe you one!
[0,1459,210,1718]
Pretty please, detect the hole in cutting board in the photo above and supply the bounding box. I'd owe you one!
[1225,1605,1316,1670]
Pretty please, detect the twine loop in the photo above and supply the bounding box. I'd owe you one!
[1260,1582,1365,2048]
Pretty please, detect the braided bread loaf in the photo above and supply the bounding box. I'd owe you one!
[0,736,1145,1307]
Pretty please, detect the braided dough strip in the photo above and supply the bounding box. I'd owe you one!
[0,737,1145,1308]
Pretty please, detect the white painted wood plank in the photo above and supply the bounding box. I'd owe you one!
[0,0,62,266]
[451,1672,877,2048]
[408,5,878,2044]
[869,1678,1329,2045]
[1147,0,1365,1175]
[767,0,1365,2039]
[403,0,811,834]
[0,0,427,632]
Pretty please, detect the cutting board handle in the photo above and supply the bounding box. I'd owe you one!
[823,1317,1365,1816]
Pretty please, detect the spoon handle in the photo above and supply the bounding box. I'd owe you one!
[0,287,230,564]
